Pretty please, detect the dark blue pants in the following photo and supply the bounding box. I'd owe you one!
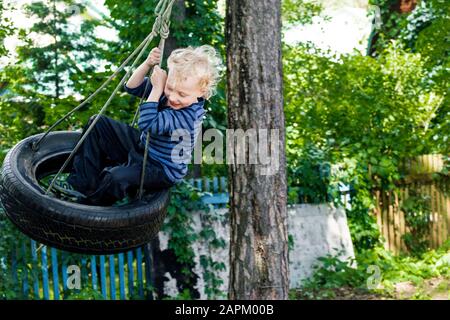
[67,114,174,206]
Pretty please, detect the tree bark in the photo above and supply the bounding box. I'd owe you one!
[225,0,289,299]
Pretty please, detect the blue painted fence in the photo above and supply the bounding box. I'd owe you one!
[6,177,229,300]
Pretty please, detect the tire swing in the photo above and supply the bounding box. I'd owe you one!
[0,0,176,255]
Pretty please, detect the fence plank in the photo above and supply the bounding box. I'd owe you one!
[393,191,400,254]
[220,176,227,193]
[433,183,439,248]
[61,252,68,293]
[136,248,143,298]
[51,248,60,300]
[202,194,229,205]
[388,192,395,253]
[195,178,202,190]
[443,180,449,244]
[382,191,389,251]
[41,246,49,300]
[90,256,97,291]
[437,183,444,247]
[118,253,125,300]
[447,181,450,238]
[429,183,435,249]
[375,190,381,231]
[22,243,29,297]
[31,241,39,299]
[81,258,87,284]
[439,183,445,246]
[399,188,406,253]
[109,255,116,300]
[127,251,134,298]
[213,177,219,193]
[99,255,107,299]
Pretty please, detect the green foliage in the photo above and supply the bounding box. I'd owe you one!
[358,241,450,291]
[306,251,367,289]
[15,0,109,106]
[164,182,205,265]
[0,1,14,57]
[64,287,105,300]
[0,206,31,299]
[0,0,113,164]
[282,0,323,27]
[283,34,447,251]
[287,140,332,204]
[284,41,444,164]
[368,0,412,54]
[163,180,226,299]
[296,241,450,299]
[367,1,449,157]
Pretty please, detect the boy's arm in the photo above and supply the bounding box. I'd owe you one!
[123,62,153,99]
[138,102,205,136]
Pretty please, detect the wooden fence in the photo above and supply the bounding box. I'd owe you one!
[373,154,450,254]
[11,241,153,300]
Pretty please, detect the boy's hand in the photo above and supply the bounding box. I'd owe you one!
[145,47,162,68]
[150,65,167,92]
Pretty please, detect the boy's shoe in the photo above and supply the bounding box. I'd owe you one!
[51,183,88,203]
[112,195,132,207]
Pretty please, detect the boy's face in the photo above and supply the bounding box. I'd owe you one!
[164,69,206,110]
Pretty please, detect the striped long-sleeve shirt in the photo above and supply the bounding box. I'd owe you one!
[124,77,206,184]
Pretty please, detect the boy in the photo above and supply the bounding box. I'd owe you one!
[65,45,222,206]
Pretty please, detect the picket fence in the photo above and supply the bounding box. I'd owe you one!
[372,154,450,254]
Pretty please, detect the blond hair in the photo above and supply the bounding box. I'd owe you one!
[167,45,223,100]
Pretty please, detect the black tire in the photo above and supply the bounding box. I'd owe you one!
[0,131,171,255]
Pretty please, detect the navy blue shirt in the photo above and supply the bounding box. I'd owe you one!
[124,77,206,184]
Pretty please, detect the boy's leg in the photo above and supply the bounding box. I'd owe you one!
[86,155,173,206]
[67,114,142,196]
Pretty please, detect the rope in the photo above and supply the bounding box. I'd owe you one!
[137,0,174,200]
[33,31,156,152]
[44,0,176,196]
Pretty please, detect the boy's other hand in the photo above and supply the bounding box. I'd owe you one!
[145,47,162,67]
[151,65,167,92]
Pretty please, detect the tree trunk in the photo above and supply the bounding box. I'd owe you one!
[163,0,186,59]
[225,0,289,299]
